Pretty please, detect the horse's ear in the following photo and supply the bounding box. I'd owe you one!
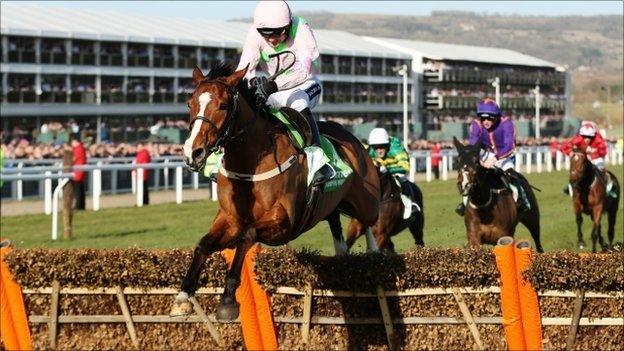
[192,66,204,86]
[453,136,464,150]
[225,64,249,87]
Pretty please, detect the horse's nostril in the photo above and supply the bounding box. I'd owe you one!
[192,148,205,161]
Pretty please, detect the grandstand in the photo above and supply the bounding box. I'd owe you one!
[1,4,568,143]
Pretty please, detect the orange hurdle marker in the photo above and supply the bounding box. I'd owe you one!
[493,236,526,351]
[514,240,543,351]
[1,244,33,351]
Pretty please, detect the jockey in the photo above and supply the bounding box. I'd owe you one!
[560,121,616,197]
[455,98,530,216]
[236,0,332,188]
[368,128,412,195]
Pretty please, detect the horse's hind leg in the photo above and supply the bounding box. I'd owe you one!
[409,212,425,247]
[346,219,365,251]
[521,214,543,253]
[607,208,617,249]
[327,210,348,255]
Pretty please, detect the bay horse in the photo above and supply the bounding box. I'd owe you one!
[170,63,380,320]
[568,145,620,252]
[347,169,424,252]
[453,137,543,252]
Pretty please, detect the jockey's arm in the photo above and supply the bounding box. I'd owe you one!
[594,133,608,158]
[236,27,261,82]
[468,120,482,146]
[273,21,320,90]
[496,120,516,160]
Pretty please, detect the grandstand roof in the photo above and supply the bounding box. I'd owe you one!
[363,36,559,68]
[0,4,410,59]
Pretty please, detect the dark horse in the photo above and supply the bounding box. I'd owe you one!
[568,145,620,252]
[453,137,543,252]
[170,63,380,320]
[347,169,424,252]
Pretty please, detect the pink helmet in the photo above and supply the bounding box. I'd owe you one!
[253,0,292,29]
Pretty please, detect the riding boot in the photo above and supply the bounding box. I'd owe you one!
[508,171,530,212]
[301,108,333,186]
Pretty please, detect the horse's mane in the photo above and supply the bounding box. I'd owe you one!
[204,61,255,110]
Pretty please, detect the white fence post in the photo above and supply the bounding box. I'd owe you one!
[176,166,183,204]
[163,159,169,190]
[131,161,137,194]
[618,149,623,165]
[546,150,553,172]
[193,172,199,190]
[136,168,144,207]
[565,155,570,170]
[556,150,563,171]
[515,152,522,170]
[536,150,542,173]
[441,155,448,181]
[525,151,532,174]
[17,162,23,201]
[92,161,102,211]
[44,171,52,215]
[51,178,70,240]
[409,156,416,183]
[425,156,432,182]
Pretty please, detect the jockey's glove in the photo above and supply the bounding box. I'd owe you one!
[253,78,278,107]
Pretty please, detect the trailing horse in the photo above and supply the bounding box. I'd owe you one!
[568,146,620,252]
[347,169,424,252]
[453,137,543,252]
[170,63,380,320]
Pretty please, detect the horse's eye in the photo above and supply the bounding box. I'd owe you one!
[218,103,228,111]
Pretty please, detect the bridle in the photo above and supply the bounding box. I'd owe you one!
[188,79,242,155]
[458,162,507,210]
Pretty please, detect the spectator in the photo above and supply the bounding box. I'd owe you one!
[134,141,151,205]
[70,133,87,210]
[430,141,442,180]
[549,136,559,166]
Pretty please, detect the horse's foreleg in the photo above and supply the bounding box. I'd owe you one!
[606,208,617,249]
[575,213,585,249]
[327,210,347,256]
[591,207,606,253]
[216,226,258,321]
[409,212,425,246]
[346,220,364,251]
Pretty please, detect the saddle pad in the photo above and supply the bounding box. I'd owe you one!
[270,108,305,149]
[319,136,353,192]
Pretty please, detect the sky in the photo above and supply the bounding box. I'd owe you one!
[7,1,624,21]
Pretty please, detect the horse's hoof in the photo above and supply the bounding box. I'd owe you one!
[216,302,240,321]
[578,241,586,249]
[169,300,194,317]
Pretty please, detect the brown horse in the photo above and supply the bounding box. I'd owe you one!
[568,145,620,252]
[347,169,424,252]
[170,63,380,320]
[453,137,543,252]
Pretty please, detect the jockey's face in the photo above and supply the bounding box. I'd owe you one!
[374,144,389,159]
[265,32,287,47]
[480,116,495,129]
[583,136,592,145]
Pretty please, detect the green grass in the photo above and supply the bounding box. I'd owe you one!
[2,166,622,253]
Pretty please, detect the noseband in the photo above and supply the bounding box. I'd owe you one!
[188,79,240,154]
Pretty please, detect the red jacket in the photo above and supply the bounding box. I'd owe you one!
[549,139,559,157]
[561,133,607,160]
[430,144,442,167]
[135,148,151,180]
[72,142,86,182]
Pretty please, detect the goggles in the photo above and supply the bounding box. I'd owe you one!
[479,114,498,121]
[257,26,288,38]
[371,143,390,149]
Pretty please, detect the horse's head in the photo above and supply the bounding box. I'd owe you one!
[453,136,482,196]
[183,63,248,171]
[569,146,589,185]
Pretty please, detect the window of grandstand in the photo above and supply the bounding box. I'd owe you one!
[338,56,352,75]
[370,58,383,76]
[201,48,220,70]
[127,43,149,67]
[320,55,336,75]
[154,77,175,103]
[70,75,97,103]
[99,76,123,104]
[385,59,398,76]
[71,39,96,65]
[153,44,174,68]
[354,57,368,75]
[8,36,36,63]
[353,83,368,104]
[177,78,194,102]
[126,76,150,102]
[99,42,123,66]
[40,75,68,103]
[177,45,197,69]
[40,38,67,64]
[7,73,36,103]
[336,82,352,103]
[322,81,335,103]
[384,84,399,104]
